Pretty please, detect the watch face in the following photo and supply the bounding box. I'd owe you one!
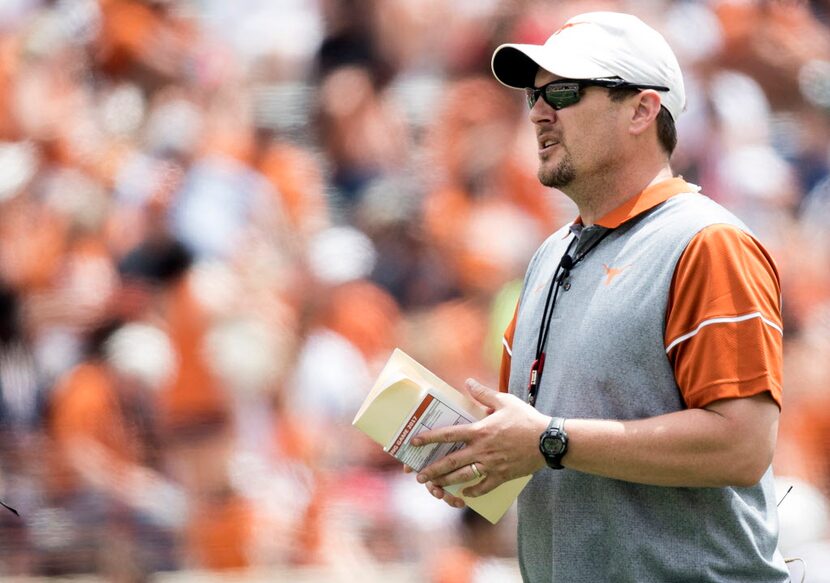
[543,435,565,455]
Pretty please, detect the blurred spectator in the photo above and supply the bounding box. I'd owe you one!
[45,321,181,577]
[0,284,43,430]
[95,0,195,90]
[427,508,518,583]
[313,62,411,210]
[422,75,557,295]
[255,137,329,238]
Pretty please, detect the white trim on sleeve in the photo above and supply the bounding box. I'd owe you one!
[502,337,513,357]
[665,311,783,354]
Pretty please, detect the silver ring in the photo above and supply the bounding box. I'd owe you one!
[470,463,483,480]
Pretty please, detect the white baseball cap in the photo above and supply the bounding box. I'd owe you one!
[491,12,686,120]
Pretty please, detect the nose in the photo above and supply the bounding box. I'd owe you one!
[529,97,556,126]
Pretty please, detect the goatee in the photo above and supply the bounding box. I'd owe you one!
[538,154,576,188]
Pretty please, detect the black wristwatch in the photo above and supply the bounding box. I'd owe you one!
[539,417,569,469]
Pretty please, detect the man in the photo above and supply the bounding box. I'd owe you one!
[411,12,790,582]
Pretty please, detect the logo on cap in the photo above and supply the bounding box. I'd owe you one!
[552,21,589,36]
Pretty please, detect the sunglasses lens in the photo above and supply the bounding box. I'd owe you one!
[525,88,538,108]
[526,82,582,110]
[544,83,580,110]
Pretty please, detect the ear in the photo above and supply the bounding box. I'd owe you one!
[629,91,662,137]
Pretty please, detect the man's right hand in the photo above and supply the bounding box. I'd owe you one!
[404,464,467,509]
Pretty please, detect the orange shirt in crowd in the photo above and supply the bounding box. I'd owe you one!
[185,494,253,570]
[158,277,230,435]
[48,361,144,494]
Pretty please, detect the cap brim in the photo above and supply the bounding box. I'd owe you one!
[491,44,549,89]
[491,43,617,90]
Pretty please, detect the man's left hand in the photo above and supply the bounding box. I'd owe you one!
[412,378,551,497]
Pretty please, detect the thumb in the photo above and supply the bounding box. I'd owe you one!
[465,378,504,410]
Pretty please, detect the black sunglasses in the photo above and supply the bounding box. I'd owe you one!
[525,78,670,110]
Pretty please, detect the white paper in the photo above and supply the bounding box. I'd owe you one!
[385,390,475,471]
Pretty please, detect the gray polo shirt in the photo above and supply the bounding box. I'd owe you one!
[507,186,789,582]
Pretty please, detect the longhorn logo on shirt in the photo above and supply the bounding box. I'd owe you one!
[603,264,631,285]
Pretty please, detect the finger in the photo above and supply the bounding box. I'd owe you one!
[432,485,466,509]
[465,378,506,411]
[403,465,414,474]
[429,463,483,488]
[453,378,478,404]
[410,424,472,447]
[416,451,471,484]
[426,482,445,500]
[462,475,499,498]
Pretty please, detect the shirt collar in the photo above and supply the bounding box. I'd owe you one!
[569,177,700,234]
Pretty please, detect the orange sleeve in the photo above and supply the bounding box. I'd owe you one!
[666,224,783,410]
[499,302,519,393]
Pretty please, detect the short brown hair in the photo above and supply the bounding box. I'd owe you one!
[655,107,677,157]
[607,87,677,156]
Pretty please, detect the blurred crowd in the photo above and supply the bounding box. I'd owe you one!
[0,0,828,581]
